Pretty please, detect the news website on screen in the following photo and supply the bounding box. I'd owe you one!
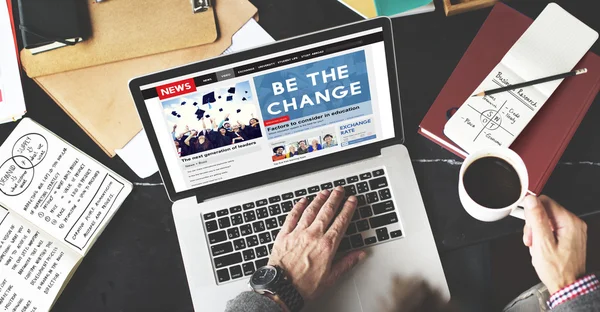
[140,28,395,193]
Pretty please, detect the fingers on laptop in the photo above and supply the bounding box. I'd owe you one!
[281,186,355,236]
[311,187,346,232]
[280,198,308,235]
[296,188,332,230]
[326,195,357,244]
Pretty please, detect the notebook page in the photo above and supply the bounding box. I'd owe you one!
[503,3,599,97]
[0,208,80,312]
[443,3,598,154]
[0,118,132,256]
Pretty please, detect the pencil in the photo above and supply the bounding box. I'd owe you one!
[471,68,588,97]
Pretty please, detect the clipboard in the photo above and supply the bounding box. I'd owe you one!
[21,0,219,78]
[28,0,258,157]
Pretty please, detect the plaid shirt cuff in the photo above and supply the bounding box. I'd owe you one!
[547,274,600,309]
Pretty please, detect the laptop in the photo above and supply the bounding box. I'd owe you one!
[129,17,449,311]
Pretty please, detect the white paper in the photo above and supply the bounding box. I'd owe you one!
[120,18,275,179]
[444,3,598,154]
[0,119,132,255]
[115,129,159,179]
[0,208,80,312]
[0,118,132,311]
[0,2,26,123]
[222,19,275,55]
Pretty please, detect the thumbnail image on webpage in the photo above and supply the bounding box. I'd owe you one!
[161,81,263,159]
[270,127,338,162]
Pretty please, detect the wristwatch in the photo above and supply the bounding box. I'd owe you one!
[248,265,304,312]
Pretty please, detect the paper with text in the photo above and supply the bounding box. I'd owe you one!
[0,118,132,311]
[444,3,598,154]
[0,208,80,312]
[0,119,132,255]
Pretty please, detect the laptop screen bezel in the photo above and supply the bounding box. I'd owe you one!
[129,17,404,203]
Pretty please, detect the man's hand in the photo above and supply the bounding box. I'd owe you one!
[522,195,587,294]
[269,186,367,301]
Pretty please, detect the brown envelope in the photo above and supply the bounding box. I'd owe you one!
[32,0,258,157]
[21,0,218,78]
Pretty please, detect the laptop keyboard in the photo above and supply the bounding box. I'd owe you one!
[201,168,405,284]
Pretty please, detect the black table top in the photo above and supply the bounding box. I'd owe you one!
[4,0,599,310]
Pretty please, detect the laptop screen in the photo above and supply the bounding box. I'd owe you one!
[138,27,395,194]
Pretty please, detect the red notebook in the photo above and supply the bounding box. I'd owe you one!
[6,0,18,61]
[418,3,600,195]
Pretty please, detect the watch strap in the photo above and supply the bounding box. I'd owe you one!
[275,273,304,312]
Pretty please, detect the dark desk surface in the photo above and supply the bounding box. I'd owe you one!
[4,0,599,310]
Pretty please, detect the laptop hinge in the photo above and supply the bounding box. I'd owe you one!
[342,147,380,166]
[192,146,381,204]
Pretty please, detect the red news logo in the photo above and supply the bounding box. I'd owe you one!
[156,78,196,100]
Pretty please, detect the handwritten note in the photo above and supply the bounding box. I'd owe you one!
[0,209,79,311]
[444,3,598,154]
[0,118,132,311]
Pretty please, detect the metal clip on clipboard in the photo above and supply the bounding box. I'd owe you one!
[95,0,211,14]
[191,0,211,13]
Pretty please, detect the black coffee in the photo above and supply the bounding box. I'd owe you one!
[463,156,521,209]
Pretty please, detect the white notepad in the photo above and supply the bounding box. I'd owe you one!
[444,3,598,154]
[0,118,132,311]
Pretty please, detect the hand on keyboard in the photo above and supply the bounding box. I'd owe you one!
[268,186,368,302]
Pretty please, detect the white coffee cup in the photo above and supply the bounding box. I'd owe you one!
[458,147,529,222]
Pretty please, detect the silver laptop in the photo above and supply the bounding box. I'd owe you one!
[129,18,449,311]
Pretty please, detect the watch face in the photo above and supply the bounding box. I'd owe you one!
[251,266,278,286]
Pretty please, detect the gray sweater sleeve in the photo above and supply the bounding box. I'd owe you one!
[225,291,283,312]
[552,289,600,312]
[223,285,600,312]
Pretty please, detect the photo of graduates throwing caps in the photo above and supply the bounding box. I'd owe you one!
[162,81,264,158]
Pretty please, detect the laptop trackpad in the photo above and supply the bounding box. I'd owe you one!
[305,272,363,312]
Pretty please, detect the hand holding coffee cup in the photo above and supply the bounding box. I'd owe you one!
[458,147,529,222]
